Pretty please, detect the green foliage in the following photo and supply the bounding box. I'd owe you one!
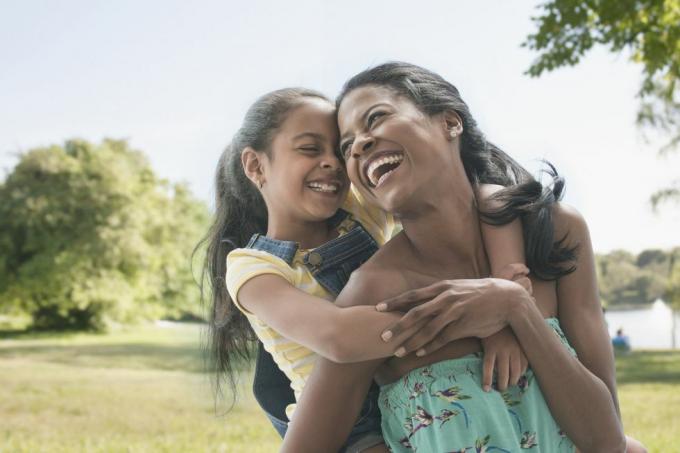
[596,247,678,306]
[0,139,210,330]
[524,0,680,205]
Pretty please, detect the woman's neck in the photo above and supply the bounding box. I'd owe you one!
[398,179,489,279]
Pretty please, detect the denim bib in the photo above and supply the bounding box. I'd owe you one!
[246,209,381,441]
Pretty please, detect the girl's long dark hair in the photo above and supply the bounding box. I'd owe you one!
[195,88,329,408]
[337,62,576,279]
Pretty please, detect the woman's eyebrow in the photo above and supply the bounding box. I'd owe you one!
[339,103,390,142]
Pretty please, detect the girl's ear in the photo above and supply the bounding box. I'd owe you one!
[241,147,266,188]
[443,111,464,140]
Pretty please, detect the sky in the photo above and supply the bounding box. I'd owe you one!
[1,0,678,253]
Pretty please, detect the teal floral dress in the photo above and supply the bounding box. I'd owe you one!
[378,318,576,452]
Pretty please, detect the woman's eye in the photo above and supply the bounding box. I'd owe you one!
[367,111,385,127]
[341,141,354,159]
[299,146,319,153]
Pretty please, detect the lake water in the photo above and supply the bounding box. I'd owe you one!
[605,299,679,350]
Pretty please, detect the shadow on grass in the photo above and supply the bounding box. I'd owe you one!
[0,327,99,340]
[0,342,208,373]
[616,350,680,385]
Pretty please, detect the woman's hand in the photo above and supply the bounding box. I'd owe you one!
[376,278,530,357]
[480,327,528,392]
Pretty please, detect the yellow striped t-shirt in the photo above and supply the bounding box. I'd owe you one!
[225,186,398,420]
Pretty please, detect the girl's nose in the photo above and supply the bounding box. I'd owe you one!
[320,153,342,172]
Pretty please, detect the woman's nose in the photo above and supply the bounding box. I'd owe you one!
[351,135,375,159]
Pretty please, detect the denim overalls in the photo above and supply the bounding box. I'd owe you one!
[246,209,383,448]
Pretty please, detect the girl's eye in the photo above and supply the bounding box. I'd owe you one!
[299,146,319,153]
[367,110,386,128]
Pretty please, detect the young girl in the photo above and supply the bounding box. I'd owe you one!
[201,87,533,452]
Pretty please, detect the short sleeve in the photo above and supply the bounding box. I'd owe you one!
[342,185,401,245]
[226,248,296,315]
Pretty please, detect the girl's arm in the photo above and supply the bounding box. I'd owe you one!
[237,273,426,362]
[477,183,531,391]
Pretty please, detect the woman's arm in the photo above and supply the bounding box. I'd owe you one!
[281,357,381,453]
[237,273,425,362]
[506,284,625,452]
[280,268,396,452]
[477,183,532,391]
[553,204,620,414]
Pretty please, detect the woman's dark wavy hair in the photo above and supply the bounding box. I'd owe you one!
[195,87,329,409]
[337,62,577,279]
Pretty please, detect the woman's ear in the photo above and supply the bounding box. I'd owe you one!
[241,147,266,188]
[443,111,464,140]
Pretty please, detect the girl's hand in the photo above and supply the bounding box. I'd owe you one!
[495,263,533,295]
[376,278,530,357]
[480,327,529,392]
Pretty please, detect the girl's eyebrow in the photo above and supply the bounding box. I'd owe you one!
[292,132,325,141]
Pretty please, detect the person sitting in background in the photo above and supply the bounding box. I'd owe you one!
[612,328,631,353]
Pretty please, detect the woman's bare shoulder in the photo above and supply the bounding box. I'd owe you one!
[335,234,411,308]
[552,202,590,246]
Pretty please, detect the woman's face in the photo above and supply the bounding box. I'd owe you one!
[338,85,454,214]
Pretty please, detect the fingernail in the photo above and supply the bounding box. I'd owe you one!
[381,330,393,341]
[483,385,490,392]
[376,303,387,311]
[395,347,405,357]
[416,349,425,357]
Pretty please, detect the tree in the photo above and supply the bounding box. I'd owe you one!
[524,0,680,206]
[596,248,671,305]
[0,139,209,330]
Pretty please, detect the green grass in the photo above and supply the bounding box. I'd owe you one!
[615,351,680,451]
[0,323,280,453]
[1,324,678,452]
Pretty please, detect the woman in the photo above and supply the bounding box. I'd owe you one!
[281,62,630,452]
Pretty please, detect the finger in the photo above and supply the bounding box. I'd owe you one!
[395,314,451,356]
[507,262,529,276]
[411,325,464,357]
[496,263,529,281]
[383,291,453,339]
[376,282,449,312]
[509,354,522,387]
[496,354,510,391]
[382,304,433,341]
[514,276,533,294]
[520,355,529,375]
[482,351,495,392]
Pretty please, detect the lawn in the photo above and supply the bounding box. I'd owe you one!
[1,323,678,452]
[0,323,280,453]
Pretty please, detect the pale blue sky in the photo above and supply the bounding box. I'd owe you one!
[2,0,678,253]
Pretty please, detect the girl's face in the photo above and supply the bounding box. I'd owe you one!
[338,85,454,214]
[261,97,349,223]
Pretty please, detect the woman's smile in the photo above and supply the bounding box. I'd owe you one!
[363,150,404,188]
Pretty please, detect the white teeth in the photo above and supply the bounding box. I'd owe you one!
[376,169,395,188]
[366,154,404,187]
[307,182,339,193]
